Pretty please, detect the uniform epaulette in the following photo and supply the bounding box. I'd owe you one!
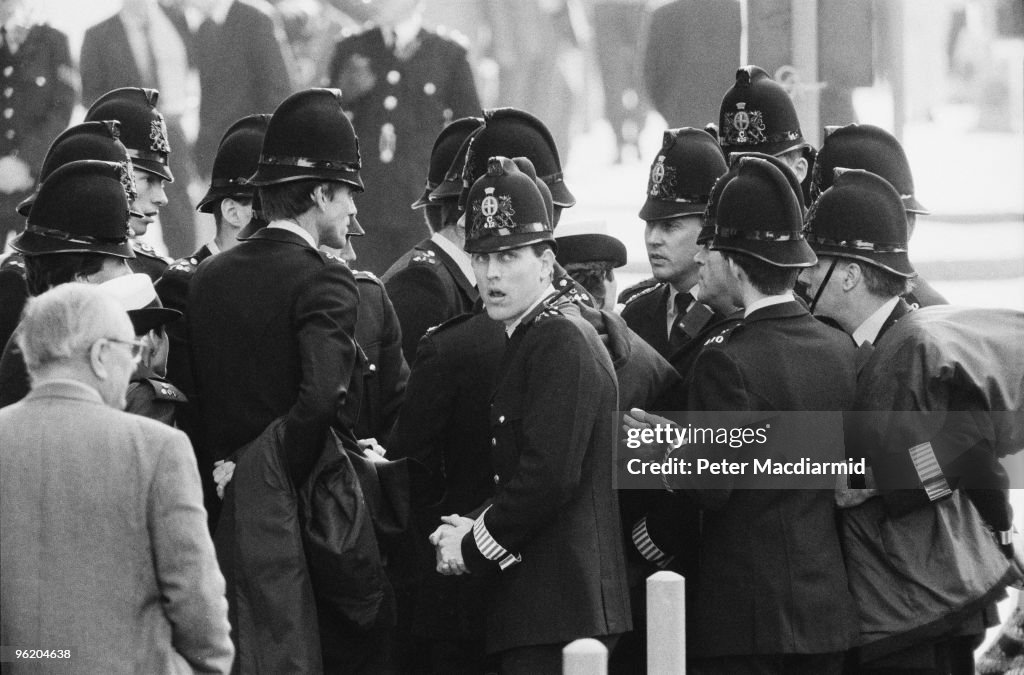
[621,280,664,306]
[423,311,474,337]
[0,253,26,273]
[166,256,199,274]
[143,378,188,403]
[354,269,383,285]
[410,248,439,265]
[702,319,742,348]
[133,240,171,263]
[436,24,470,49]
[532,306,564,324]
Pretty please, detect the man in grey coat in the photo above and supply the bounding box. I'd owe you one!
[0,283,233,674]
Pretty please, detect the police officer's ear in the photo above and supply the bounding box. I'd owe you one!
[778,149,809,183]
[538,245,556,281]
[220,197,253,229]
[839,260,862,292]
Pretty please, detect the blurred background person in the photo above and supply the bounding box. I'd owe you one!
[80,0,198,259]
[0,0,74,251]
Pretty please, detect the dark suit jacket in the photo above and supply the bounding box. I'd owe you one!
[193,0,293,174]
[328,27,480,274]
[187,228,359,487]
[621,282,720,376]
[641,0,741,127]
[460,299,632,654]
[80,7,194,107]
[681,300,860,658]
[382,237,478,365]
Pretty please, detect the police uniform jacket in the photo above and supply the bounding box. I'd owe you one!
[460,299,632,654]
[382,237,478,364]
[351,269,409,444]
[905,276,948,309]
[125,364,187,428]
[186,227,360,487]
[130,239,171,282]
[620,282,720,375]
[155,244,216,515]
[392,311,503,639]
[328,26,480,274]
[0,257,27,357]
[681,299,860,658]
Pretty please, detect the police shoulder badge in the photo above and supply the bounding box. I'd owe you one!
[473,186,516,231]
[149,118,171,154]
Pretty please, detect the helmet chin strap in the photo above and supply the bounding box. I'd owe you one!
[808,258,838,314]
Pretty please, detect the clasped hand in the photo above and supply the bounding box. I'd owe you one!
[429,514,473,576]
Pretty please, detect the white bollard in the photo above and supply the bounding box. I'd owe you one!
[563,637,607,675]
[647,570,686,674]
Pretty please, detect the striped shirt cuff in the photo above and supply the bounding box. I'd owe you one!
[632,518,674,568]
[908,442,952,502]
[473,506,521,570]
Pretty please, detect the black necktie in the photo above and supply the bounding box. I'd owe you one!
[669,292,693,350]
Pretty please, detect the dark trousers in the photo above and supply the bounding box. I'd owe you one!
[691,652,846,675]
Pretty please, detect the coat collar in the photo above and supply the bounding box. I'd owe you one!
[25,379,105,405]
[744,298,809,324]
[424,236,477,300]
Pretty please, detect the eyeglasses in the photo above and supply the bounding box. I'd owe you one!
[101,337,150,365]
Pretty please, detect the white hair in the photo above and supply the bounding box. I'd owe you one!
[15,283,132,373]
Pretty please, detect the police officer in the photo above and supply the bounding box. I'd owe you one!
[85,87,175,281]
[186,88,370,672]
[382,115,482,363]
[99,272,187,427]
[810,123,947,308]
[554,233,627,310]
[154,114,270,520]
[431,156,631,674]
[0,121,138,353]
[621,128,728,362]
[0,160,137,406]
[718,65,815,200]
[801,169,917,344]
[327,0,481,275]
[0,0,75,248]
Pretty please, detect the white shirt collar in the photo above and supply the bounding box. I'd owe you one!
[430,232,475,287]
[505,284,557,337]
[205,240,221,255]
[852,295,901,346]
[743,291,794,318]
[267,220,317,250]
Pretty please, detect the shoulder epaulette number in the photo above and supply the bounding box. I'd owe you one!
[354,269,382,284]
[167,257,198,273]
[622,282,663,306]
[411,249,438,265]
[702,320,742,347]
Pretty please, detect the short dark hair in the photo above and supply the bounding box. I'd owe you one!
[565,261,613,308]
[24,252,111,296]
[258,180,340,222]
[722,251,800,295]
[858,262,913,298]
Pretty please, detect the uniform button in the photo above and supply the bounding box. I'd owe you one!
[368,363,377,372]
[3,108,12,119]
[491,437,497,447]
[386,69,400,84]
[5,129,14,140]
[2,87,11,98]
[423,81,436,95]
[2,66,12,77]
[383,95,397,110]
[35,76,46,87]
[493,474,500,485]
[498,415,505,424]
